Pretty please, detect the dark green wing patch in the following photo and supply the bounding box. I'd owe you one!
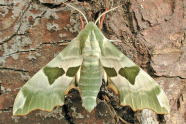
[119,66,140,85]
[43,66,65,85]
[66,66,80,77]
[103,67,117,77]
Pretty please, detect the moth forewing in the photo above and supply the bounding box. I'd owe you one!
[13,37,83,115]
[100,39,170,114]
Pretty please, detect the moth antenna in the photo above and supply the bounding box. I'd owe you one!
[99,7,108,29]
[95,5,121,24]
[64,3,89,24]
[79,16,84,30]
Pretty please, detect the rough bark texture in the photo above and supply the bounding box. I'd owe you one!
[0,0,185,123]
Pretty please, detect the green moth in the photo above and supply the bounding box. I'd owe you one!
[13,4,170,116]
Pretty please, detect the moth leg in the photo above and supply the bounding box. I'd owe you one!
[106,101,120,123]
[79,16,84,30]
[119,117,132,124]
[99,7,108,29]
[108,103,131,124]
[107,78,119,95]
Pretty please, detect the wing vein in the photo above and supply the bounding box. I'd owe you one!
[27,93,33,114]
[51,87,54,110]
[152,88,157,112]
[43,92,45,110]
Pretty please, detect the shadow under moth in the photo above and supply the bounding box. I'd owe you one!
[13,3,170,116]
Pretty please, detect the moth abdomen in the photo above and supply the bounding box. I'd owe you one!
[78,55,102,112]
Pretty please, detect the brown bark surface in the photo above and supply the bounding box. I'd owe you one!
[0,0,185,123]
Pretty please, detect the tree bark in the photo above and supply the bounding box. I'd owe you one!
[0,0,185,123]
